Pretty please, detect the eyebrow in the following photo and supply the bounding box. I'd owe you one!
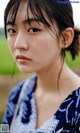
[6,18,43,26]
[6,21,15,26]
[24,18,42,24]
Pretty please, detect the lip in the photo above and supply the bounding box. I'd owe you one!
[16,55,31,63]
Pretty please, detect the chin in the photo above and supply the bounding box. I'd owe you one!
[18,66,35,73]
[18,64,44,74]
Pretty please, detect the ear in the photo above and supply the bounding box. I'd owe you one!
[60,28,74,49]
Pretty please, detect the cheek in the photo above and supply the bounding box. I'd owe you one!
[31,33,59,57]
[30,40,49,61]
[34,35,61,65]
[7,37,15,53]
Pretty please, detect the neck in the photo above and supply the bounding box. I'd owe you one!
[36,57,64,94]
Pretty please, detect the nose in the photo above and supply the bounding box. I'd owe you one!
[14,32,29,50]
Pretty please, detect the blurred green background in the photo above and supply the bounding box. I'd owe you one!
[0,28,80,123]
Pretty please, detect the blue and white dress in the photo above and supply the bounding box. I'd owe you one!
[2,75,80,133]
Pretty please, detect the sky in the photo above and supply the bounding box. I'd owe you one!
[0,0,80,28]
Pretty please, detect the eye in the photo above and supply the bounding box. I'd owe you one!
[28,28,41,33]
[7,28,16,35]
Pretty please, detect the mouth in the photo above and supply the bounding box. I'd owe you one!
[16,55,31,64]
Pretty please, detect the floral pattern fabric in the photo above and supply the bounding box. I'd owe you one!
[2,75,80,133]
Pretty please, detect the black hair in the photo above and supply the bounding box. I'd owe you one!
[4,0,80,60]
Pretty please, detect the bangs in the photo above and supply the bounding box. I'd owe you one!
[5,0,21,26]
[4,0,73,37]
[5,0,53,37]
[27,0,51,28]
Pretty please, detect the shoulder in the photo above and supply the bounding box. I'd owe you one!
[65,87,80,129]
[73,87,80,112]
[8,80,25,103]
[73,87,80,126]
[56,88,80,132]
[2,80,25,126]
[66,87,80,118]
[2,74,37,126]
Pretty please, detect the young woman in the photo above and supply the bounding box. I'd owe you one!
[2,0,80,132]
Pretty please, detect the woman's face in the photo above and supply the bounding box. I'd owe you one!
[6,1,63,73]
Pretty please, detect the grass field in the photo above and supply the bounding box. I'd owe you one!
[0,36,19,75]
[65,51,80,72]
